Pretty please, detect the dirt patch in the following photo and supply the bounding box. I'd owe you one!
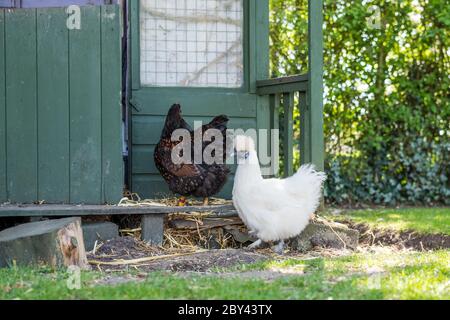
[340,219,450,250]
[141,249,268,272]
[88,236,268,272]
[87,215,449,276]
[92,236,164,259]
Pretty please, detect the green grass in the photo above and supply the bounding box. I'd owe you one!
[329,207,450,235]
[1,207,448,300]
[0,250,448,300]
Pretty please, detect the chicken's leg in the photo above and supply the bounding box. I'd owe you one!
[247,239,263,249]
[202,197,209,206]
[272,240,285,255]
[177,196,187,206]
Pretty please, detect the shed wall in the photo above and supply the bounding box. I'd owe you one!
[0,5,123,204]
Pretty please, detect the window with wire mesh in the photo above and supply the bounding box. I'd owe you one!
[140,0,244,88]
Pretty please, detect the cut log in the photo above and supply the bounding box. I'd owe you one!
[0,217,89,269]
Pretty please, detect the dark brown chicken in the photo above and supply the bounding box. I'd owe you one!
[154,104,230,205]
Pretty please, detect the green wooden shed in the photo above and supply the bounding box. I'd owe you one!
[0,0,324,222]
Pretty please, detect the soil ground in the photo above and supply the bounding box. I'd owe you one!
[342,219,450,250]
[87,218,449,274]
[89,237,269,272]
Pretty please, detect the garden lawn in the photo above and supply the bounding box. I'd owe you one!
[0,207,448,300]
[0,249,448,300]
[329,207,450,235]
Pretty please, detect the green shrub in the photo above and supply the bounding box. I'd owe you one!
[271,0,449,205]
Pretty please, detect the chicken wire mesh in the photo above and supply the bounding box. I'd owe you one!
[140,0,244,87]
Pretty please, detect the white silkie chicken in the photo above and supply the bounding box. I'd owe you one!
[232,135,326,254]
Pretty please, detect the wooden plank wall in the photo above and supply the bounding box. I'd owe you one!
[69,6,102,203]
[37,7,70,202]
[101,5,124,204]
[0,5,123,204]
[5,9,38,202]
[0,10,5,202]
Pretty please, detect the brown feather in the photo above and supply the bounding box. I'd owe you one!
[154,104,230,197]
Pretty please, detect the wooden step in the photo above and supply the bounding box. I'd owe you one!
[0,204,237,217]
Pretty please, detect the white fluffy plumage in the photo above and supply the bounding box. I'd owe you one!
[232,135,326,249]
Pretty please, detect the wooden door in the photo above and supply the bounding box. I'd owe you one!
[129,0,270,199]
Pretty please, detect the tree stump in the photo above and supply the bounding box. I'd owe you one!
[0,217,89,269]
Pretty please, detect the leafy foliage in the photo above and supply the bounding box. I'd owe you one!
[270,0,450,205]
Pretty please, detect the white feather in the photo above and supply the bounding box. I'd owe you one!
[232,136,326,242]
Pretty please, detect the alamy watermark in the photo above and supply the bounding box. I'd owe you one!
[367,5,381,30]
[169,124,280,176]
[66,265,81,290]
[66,5,81,30]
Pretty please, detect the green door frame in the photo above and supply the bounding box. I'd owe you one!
[256,0,324,175]
[307,0,324,171]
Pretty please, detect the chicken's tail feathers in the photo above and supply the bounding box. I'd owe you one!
[295,164,327,190]
[199,115,229,135]
[287,164,326,212]
[295,163,327,182]
[210,114,229,123]
[207,115,229,130]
